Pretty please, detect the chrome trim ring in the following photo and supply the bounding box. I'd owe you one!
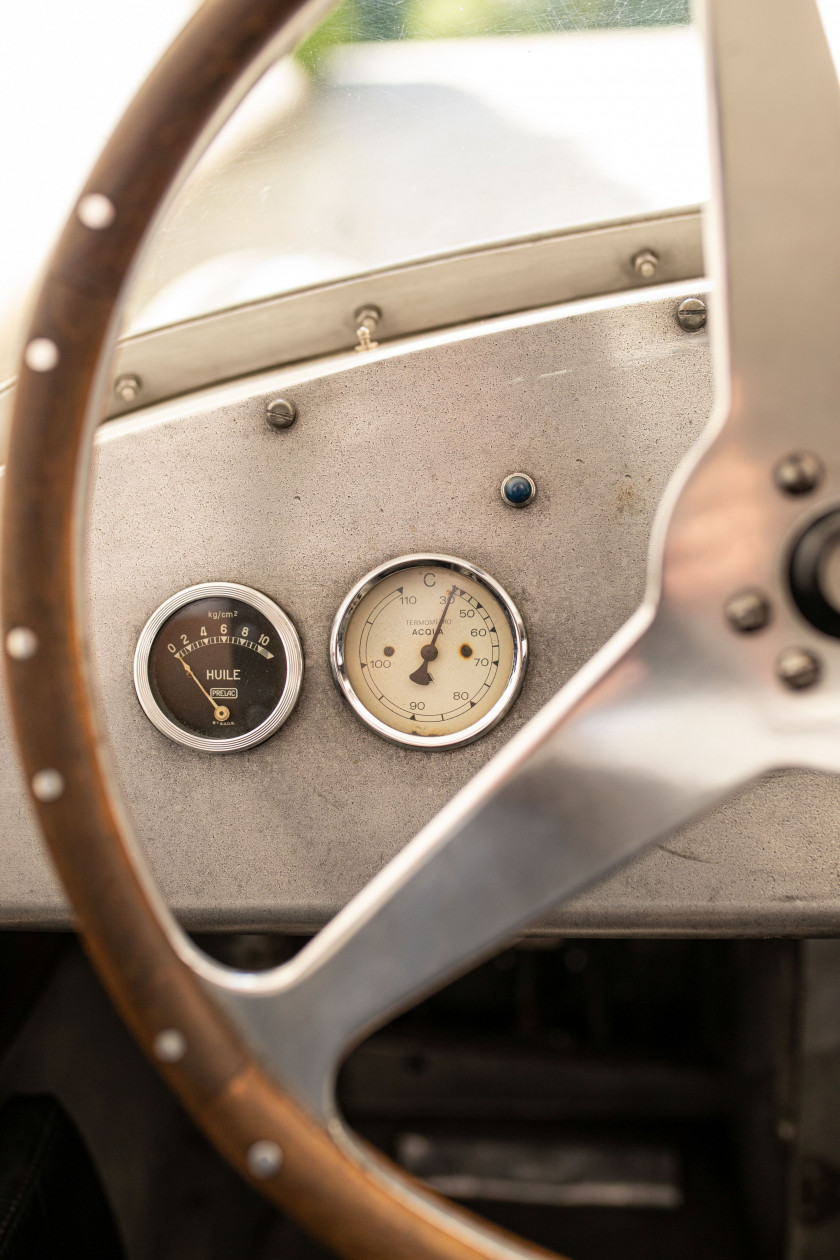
[330,554,527,750]
[133,581,303,753]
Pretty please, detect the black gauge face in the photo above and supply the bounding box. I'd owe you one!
[149,597,286,739]
[135,584,303,752]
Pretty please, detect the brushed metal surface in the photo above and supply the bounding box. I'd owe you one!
[2,280,840,934]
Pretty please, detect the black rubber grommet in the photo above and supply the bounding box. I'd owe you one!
[789,509,840,639]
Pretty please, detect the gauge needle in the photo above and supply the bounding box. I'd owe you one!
[178,657,229,722]
[410,585,457,686]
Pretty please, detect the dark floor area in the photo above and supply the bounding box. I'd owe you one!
[0,935,800,1259]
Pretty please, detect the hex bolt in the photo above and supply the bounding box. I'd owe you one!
[677,297,707,331]
[354,306,381,352]
[632,249,659,280]
[725,589,770,632]
[776,646,822,690]
[114,374,141,403]
[265,398,297,430]
[774,450,823,495]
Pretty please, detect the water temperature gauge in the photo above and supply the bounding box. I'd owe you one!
[330,555,527,749]
[134,582,303,752]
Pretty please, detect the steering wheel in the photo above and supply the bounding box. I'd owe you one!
[3,0,839,1255]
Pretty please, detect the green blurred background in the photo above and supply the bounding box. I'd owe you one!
[298,0,691,70]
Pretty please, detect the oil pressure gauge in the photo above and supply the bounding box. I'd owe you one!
[331,555,527,749]
[134,582,303,752]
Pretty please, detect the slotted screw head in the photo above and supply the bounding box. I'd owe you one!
[725,590,770,632]
[266,398,297,429]
[777,646,821,690]
[677,297,707,331]
[774,451,822,495]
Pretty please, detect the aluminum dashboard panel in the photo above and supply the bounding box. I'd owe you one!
[4,284,840,933]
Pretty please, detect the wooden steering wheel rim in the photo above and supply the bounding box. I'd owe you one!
[1,3,568,1257]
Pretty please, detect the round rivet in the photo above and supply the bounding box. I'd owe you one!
[266,398,297,430]
[77,193,116,230]
[24,339,59,372]
[247,1139,283,1178]
[5,627,38,660]
[676,297,707,331]
[501,473,536,508]
[632,249,659,280]
[777,647,821,690]
[153,1028,187,1063]
[31,769,65,802]
[724,590,770,632]
[774,451,822,496]
[114,374,141,404]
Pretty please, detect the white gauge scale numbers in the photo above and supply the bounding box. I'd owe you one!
[331,556,527,749]
[134,582,303,753]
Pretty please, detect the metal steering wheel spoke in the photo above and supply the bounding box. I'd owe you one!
[704,0,840,434]
[195,0,840,1121]
[201,608,768,1117]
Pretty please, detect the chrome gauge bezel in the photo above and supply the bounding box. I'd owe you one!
[330,554,528,750]
[133,582,303,753]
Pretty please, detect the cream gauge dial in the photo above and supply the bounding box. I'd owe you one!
[330,555,527,749]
